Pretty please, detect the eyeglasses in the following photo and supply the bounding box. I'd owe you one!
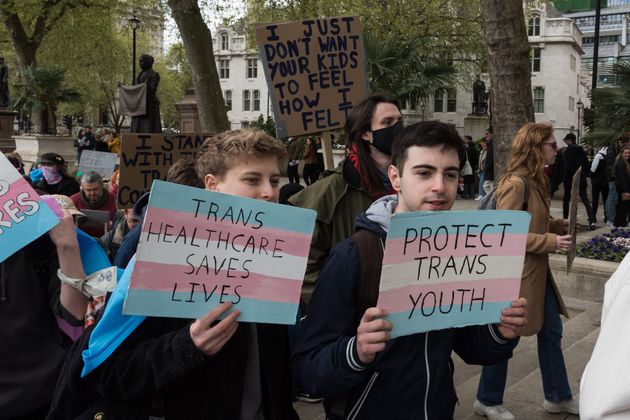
[542,141,557,149]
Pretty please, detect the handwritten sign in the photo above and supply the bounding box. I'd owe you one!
[118,132,210,208]
[0,154,59,262]
[123,180,317,324]
[377,210,531,338]
[255,16,369,138]
[78,150,118,178]
[567,167,581,273]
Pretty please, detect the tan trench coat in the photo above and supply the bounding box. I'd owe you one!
[496,175,569,336]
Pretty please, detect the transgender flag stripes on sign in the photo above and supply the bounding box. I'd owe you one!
[377,210,531,338]
[123,180,316,325]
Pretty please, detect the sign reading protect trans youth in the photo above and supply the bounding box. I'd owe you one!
[118,132,209,208]
[0,154,59,262]
[255,16,369,138]
[377,210,531,338]
[123,180,317,324]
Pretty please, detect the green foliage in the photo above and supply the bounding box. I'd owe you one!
[583,62,630,147]
[12,66,80,134]
[250,114,277,137]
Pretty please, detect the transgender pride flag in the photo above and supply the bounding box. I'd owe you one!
[123,180,316,325]
[377,210,531,338]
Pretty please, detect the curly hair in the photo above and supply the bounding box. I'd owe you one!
[196,128,286,181]
[497,122,554,192]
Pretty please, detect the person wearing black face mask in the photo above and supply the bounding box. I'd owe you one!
[289,95,402,303]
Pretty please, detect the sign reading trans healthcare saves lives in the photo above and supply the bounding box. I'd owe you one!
[123,180,316,324]
[0,154,59,262]
[377,210,531,338]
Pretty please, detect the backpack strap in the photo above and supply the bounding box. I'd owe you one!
[331,229,384,418]
[518,176,529,211]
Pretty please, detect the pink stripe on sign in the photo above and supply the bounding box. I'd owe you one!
[377,278,521,313]
[383,234,528,264]
[0,177,40,215]
[142,208,312,258]
[131,261,303,303]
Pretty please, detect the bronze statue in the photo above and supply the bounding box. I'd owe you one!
[472,75,489,115]
[130,54,162,133]
[0,57,9,107]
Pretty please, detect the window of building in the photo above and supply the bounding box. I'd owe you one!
[528,15,541,36]
[531,47,541,72]
[224,90,232,110]
[219,59,229,79]
[253,90,260,111]
[569,96,575,112]
[533,87,545,113]
[446,88,457,112]
[434,89,444,113]
[243,90,251,111]
[221,33,229,50]
[570,55,576,71]
[247,58,258,79]
[241,121,250,128]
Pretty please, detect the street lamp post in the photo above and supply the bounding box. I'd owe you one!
[577,100,584,144]
[129,14,141,84]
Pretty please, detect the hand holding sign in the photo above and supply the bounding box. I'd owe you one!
[556,234,572,252]
[356,307,392,364]
[189,302,240,356]
[496,298,528,340]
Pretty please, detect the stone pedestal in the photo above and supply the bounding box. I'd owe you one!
[175,89,201,133]
[0,109,17,152]
[14,135,76,172]
[463,114,490,140]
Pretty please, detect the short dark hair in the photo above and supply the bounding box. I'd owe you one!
[564,132,577,143]
[167,158,204,188]
[391,121,465,172]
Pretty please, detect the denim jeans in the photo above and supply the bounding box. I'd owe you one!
[478,171,486,198]
[606,182,618,225]
[476,280,572,405]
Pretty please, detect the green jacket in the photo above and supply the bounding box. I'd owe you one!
[289,159,373,301]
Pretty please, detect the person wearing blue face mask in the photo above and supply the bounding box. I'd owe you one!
[31,153,80,197]
[289,94,403,303]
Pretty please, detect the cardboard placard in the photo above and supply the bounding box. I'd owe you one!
[255,16,369,138]
[118,132,210,208]
[377,210,531,338]
[0,154,59,262]
[567,167,581,273]
[123,180,317,324]
[78,150,118,178]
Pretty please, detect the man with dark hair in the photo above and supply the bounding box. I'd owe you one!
[562,133,596,229]
[293,121,527,419]
[70,171,117,237]
[289,94,402,300]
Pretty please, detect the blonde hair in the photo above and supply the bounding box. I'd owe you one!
[497,122,554,192]
[196,128,286,179]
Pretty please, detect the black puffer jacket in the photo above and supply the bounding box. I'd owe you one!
[0,236,80,417]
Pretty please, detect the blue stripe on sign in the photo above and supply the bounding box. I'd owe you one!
[123,288,299,325]
[147,180,317,236]
[385,300,511,339]
[388,210,531,239]
[0,205,59,262]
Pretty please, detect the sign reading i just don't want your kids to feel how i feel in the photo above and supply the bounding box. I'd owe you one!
[123,180,316,324]
[377,210,531,338]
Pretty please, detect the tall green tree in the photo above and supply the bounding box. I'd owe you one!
[480,0,534,179]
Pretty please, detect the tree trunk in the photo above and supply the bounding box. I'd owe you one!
[167,0,230,133]
[480,0,534,180]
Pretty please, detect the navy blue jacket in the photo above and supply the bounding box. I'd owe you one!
[293,213,518,420]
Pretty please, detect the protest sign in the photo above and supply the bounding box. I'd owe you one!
[256,16,369,138]
[118,132,210,208]
[123,180,317,324]
[377,210,531,338]
[567,167,581,273]
[0,154,59,262]
[78,150,118,178]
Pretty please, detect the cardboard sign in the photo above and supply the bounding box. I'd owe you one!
[0,154,59,262]
[377,210,531,338]
[123,180,317,324]
[78,150,118,178]
[118,132,210,208]
[567,167,581,273]
[255,16,369,138]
